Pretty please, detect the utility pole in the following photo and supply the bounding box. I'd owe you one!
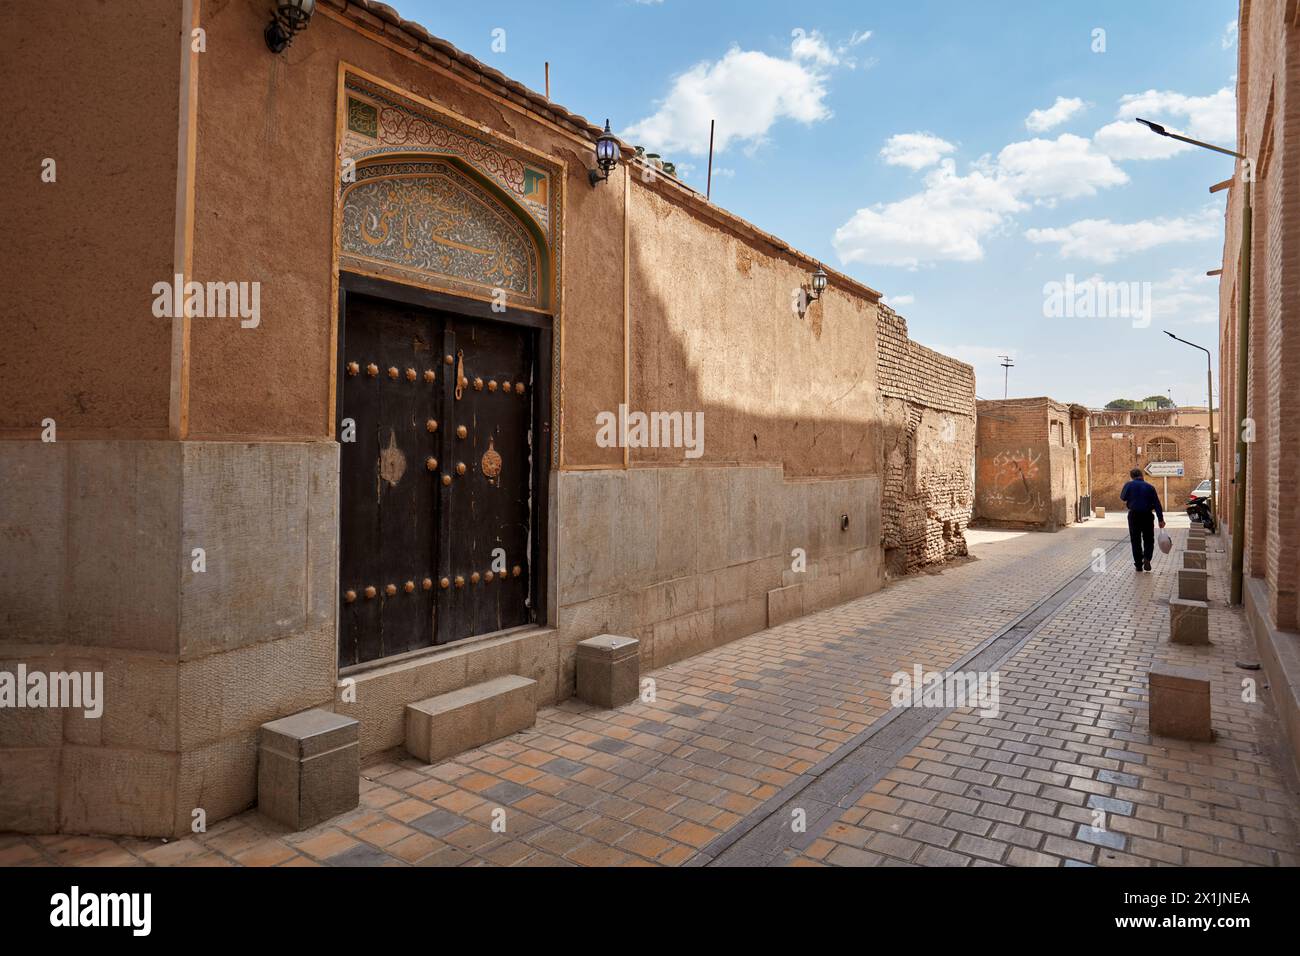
[999,355,1014,399]
[706,119,715,201]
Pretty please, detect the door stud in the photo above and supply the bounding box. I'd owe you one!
[344,589,357,603]
[364,586,377,599]
[456,425,467,439]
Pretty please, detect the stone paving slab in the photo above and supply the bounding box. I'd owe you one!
[6,516,1297,867]
[793,521,1300,867]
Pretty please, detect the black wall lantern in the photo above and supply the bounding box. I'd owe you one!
[589,120,620,186]
[808,265,828,302]
[265,0,316,53]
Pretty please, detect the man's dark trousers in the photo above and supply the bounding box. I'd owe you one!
[1128,511,1155,569]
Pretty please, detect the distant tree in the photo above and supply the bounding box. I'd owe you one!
[1141,394,1175,409]
[1104,398,1142,410]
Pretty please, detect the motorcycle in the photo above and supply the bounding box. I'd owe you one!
[1186,494,1217,534]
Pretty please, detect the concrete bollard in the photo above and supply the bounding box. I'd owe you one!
[1178,568,1209,602]
[1169,597,1210,645]
[576,634,641,709]
[1094,507,1106,518]
[259,708,360,830]
[1183,551,1206,571]
[1187,537,1206,553]
[1149,664,1213,741]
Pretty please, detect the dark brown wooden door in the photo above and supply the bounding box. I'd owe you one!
[339,295,536,667]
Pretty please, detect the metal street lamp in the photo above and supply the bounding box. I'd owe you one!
[264,0,316,53]
[589,120,620,186]
[1137,117,1251,604]
[1163,330,1217,519]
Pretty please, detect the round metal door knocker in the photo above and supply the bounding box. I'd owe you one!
[481,438,503,480]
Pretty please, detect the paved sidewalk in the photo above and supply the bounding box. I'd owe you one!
[4,516,1297,867]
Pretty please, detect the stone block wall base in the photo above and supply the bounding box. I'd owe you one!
[1244,576,1300,776]
[1149,664,1213,741]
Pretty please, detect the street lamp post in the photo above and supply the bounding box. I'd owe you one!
[1137,118,1251,606]
[1163,331,1217,520]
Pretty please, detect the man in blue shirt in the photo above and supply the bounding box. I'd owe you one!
[1120,467,1166,572]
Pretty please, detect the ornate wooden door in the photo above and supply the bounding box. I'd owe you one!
[338,294,536,667]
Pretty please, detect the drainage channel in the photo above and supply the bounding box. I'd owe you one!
[692,535,1129,867]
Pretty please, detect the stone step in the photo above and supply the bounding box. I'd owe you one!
[405,674,537,764]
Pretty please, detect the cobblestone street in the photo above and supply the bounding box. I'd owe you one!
[7,515,1297,868]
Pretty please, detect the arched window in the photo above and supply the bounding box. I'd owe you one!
[1146,436,1179,461]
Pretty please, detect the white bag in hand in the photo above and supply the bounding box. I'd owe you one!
[1157,530,1172,554]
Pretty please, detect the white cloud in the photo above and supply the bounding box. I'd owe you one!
[834,159,1023,268]
[790,28,838,66]
[624,33,836,156]
[1151,268,1220,325]
[1114,87,1236,148]
[1024,208,1221,263]
[1092,120,1190,160]
[837,133,1125,267]
[995,134,1128,201]
[879,132,956,170]
[1222,20,1238,49]
[1025,96,1088,132]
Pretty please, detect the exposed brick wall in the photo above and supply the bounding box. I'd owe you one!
[1218,0,1300,629]
[877,305,976,573]
[877,307,976,417]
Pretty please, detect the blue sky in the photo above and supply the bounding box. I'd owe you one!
[398,0,1240,408]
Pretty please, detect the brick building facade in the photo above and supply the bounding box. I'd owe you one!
[1217,0,1300,769]
[1088,414,1212,513]
[0,0,975,837]
[974,397,1090,531]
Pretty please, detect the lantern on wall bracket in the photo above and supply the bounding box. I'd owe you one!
[807,265,829,302]
[589,119,620,186]
[265,0,316,54]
